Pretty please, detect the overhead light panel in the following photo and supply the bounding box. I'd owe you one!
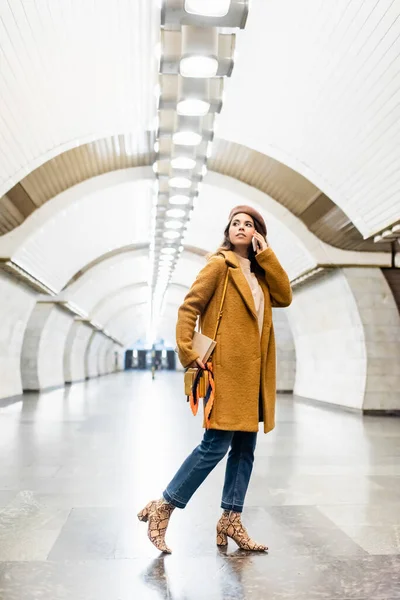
[166,208,186,218]
[173,131,202,146]
[171,156,196,169]
[165,220,184,229]
[177,99,210,116]
[180,55,218,78]
[169,176,192,188]
[163,230,180,240]
[169,195,190,205]
[180,26,218,78]
[161,247,177,254]
[184,0,231,17]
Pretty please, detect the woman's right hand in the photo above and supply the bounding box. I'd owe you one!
[191,357,205,369]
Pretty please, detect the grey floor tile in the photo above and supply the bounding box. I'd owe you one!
[317,503,400,528]
[0,491,17,508]
[0,554,399,600]
[0,371,399,598]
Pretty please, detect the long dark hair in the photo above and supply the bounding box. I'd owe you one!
[216,215,265,275]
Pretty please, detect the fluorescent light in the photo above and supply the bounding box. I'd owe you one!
[177,99,210,116]
[180,55,218,78]
[163,230,180,240]
[169,195,190,205]
[159,256,174,262]
[166,208,185,218]
[171,157,196,170]
[169,177,191,189]
[154,141,159,152]
[165,220,184,230]
[173,131,202,146]
[161,247,177,254]
[184,0,231,17]
[202,164,208,176]
[152,162,158,173]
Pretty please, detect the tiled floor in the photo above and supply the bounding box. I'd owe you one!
[0,371,399,599]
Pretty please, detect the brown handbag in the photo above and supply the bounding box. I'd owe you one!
[184,269,229,400]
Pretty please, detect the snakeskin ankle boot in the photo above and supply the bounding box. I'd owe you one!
[137,498,175,554]
[216,510,267,551]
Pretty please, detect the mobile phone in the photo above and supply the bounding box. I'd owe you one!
[252,236,258,252]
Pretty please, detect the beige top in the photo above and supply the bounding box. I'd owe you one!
[235,254,264,337]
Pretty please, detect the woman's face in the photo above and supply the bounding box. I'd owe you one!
[229,213,255,249]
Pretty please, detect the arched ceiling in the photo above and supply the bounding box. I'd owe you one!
[0,135,393,253]
[0,0,399,348]
[0,168,153,292]
[0,0,399,249]
[217,0,400,239]
[90,283,150,325]
[61,251,149,314]
[0,1,159,197]
[0,167,391,310]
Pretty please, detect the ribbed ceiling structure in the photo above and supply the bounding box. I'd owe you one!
[0,0,399,348]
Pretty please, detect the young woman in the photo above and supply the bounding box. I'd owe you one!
[138,205,292,553]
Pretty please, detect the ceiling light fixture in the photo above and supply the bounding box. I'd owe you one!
[180,55,218,78]
[169,177,192,188]
[165,220,184,229]
[184,0,231,17]
[161,247,177,255]
[169,195,190,205]
[173,131,202,146]
[171,156,196,170]
[177,98,210,116]
[163,231,180,240]
[166,208,186,218]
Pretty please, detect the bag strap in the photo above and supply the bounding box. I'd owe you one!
[212,269,229,341]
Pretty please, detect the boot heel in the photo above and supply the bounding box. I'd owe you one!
[216,530,228,546]
[137,501,154,523]
[137,509,148,522]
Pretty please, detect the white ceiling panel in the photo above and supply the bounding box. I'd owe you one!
[65,253,149,314]
[0,171,153,292]
[91,284,150,324]
[0,0,159,197]
[106,305,148,345]
[218,0,400,237]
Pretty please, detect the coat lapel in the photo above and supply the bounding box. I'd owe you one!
[221,250,258,320]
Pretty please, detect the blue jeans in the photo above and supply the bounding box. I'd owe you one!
[163,429,257,513]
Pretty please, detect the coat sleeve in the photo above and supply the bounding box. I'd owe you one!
[176,255,226,368]
[255,248,292,307]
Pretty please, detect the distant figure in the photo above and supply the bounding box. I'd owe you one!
[138,205,292,553]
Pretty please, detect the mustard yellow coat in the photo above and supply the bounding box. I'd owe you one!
[176,248,292,434]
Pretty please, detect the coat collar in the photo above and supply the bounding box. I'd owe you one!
[218,250,240,268]
[219,250,258,320]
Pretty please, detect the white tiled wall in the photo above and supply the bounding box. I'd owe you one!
[288,268,400,411]
[287,270,367,409]
[21,303,74,390]
[0,271,37,399]
[64,321,93,383]
[85,332,104,379]
[343,268,400,411]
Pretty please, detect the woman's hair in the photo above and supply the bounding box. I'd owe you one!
[213,214,265,274]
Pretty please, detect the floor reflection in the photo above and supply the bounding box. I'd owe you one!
[139,550,257,600]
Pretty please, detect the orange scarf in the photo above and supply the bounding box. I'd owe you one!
[189,362,215,429]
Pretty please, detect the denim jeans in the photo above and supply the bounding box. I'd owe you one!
[163,429,257,513]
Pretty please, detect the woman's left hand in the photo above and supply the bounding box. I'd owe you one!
[253,231,268,254]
